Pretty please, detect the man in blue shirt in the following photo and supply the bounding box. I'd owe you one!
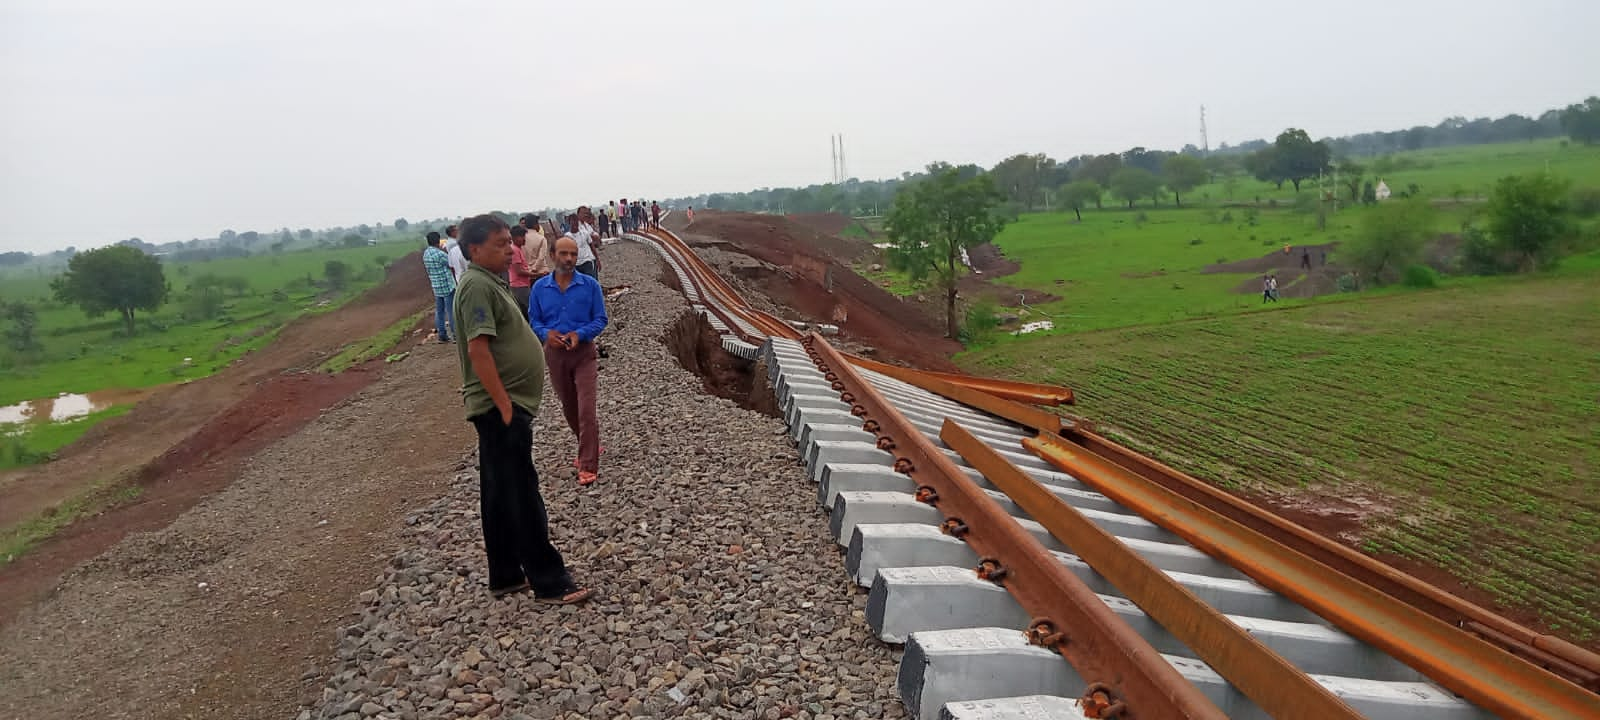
[528,235,608,487]
[421,232,455,342]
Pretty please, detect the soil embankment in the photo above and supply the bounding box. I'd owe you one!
[0,252,432,623]
[672,211,963,371]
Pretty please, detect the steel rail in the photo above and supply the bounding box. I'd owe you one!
[1025,432,1600,719]
[1057,423,1600,693]
[942,420,1363,720]
[805,332,1225,720]
[847,354,1075,407]
[633,217,1600,705]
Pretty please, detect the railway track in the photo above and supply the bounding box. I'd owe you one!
[623,226,1600,719]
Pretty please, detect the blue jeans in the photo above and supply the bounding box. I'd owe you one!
[435,292,454,340]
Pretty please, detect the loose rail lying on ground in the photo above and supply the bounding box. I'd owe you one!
[624,225,1600,719]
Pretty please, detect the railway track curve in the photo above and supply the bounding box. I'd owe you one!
[622,226,1600,720]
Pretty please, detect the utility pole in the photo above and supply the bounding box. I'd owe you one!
[1199,105,1210,156]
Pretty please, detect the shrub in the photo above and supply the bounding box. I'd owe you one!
[1220,210,1234,223]
[959,298,1001,347]
[1336,273,1360,293]
[1571,187,1600,218]
[1401,264,1439,288]
[1188,237,1204,246]
[1134,211,1149,225]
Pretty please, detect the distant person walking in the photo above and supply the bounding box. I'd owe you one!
[445,224,468,282]
[597,206,611,239]
[566,214,599,280]
[423,232,455,343]
[650,200,661,229]
[521,214,554,282]
[686,206,695,224]
[1262,275,1276,304]
[450,213,592,604]
[529,235,609,487]
[1300,248,1312,271]
[508,225,535,317]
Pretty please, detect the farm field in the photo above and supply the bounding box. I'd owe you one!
[959,271,1600,641]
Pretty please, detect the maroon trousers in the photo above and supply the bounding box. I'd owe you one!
[543,342,600,473]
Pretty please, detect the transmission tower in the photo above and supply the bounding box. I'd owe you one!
[1199,105,1210,156]
[838,134,847,183]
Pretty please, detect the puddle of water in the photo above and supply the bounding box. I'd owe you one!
[0,387,157,425]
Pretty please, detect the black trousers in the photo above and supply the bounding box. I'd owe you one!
[470,406,573,595]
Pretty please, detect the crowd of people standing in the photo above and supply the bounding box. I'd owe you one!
[415,199,671,604]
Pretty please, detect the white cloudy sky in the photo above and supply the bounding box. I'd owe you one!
[1,0,1595,254]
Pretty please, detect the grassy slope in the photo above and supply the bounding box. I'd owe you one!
[0,242,408,406]
[962,269,1600,639]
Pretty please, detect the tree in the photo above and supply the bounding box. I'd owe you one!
[50,245,169,335]
[324,260,351,290]
[219,229,238,246]
[1109,167,1162,209]
[1074,154,1122,206]
[1245,146,1282,189]
[885,164,1007,339]
[1341,199,1436,284]
[1559,96,1600,145]
[1484,173,1573,271]
[1271,128,1332,192]
[1,301,41,354]
[1162,154,1207,207]
[342,233,367,248]
[1338,160,1365,202]
[990,153,1055,210]
[298,228,313,240]
[1058,180,1102,221]
[394,218,409,231]
[0,251,29,266]
[357,224,373,236]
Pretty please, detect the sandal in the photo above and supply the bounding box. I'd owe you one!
[578,471,598,487]
[535,586,593,605]
[490,581,530,598]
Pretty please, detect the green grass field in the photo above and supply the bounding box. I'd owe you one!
[947,140,1600,641]
[0,242,411,407]
[0,240,421,469]
[960,272,1600,639]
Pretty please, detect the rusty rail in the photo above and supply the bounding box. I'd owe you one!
[943,420,1363,719]
[636,215,1600,713]
[1058,423,1600,693]
[805,332,1224,720]
[1025,432,1600,719]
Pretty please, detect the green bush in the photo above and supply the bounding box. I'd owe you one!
[1188,237,1204,246]
[1336,273,1360,293]
[1571,187,1600,218]
[1401,264,1439,288]
[959,298,1001,347]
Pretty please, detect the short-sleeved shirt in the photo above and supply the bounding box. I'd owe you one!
[452,264,546,420]
[446,241,468,281]
[567,228,597,265]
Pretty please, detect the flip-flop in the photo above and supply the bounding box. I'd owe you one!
[535,587,593,605]
[577,471,598,487]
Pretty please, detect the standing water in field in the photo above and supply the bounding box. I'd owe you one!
[0,387,158,426]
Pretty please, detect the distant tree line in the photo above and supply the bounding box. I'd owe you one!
[662,97,1600,216]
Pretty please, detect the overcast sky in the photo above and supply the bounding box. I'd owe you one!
[1,0,1595,254]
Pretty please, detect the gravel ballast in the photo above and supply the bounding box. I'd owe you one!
[304,242,904,720]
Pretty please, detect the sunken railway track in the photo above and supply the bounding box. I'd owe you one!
[624,225,1600,719]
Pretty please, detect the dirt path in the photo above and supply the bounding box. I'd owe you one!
[0,342,468,720]
[0,255,431,624]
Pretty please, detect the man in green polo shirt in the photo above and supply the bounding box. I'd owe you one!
[452,213,592,604]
